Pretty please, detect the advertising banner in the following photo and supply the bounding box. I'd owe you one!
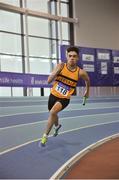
[112,50,119,86]
[94,49,112,86]
[0,71,51,88]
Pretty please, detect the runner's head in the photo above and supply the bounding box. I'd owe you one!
[66,46,79,67]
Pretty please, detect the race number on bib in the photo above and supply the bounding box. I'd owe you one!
[55,83,70,96]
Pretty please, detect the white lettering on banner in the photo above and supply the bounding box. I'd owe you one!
[0,77,23,85]
[0,77,9,84]
[83,64,94,72]
[97,53,110,60]
[114,67,119,74]
[31,77,35,85]
[113,57,119,63]
[35,80,47,85]
[10,79,23,84]
[101,62,107,74]
[82,54,94,62]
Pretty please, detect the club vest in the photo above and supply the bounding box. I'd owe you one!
[51,63,80,99]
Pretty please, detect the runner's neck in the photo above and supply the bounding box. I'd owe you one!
[66,63,77,72]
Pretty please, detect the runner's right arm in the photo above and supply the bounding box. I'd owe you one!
[47,63,64,84]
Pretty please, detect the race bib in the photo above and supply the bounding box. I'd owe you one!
[55,82,70,96]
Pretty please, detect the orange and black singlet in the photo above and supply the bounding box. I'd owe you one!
[51,63,80,99]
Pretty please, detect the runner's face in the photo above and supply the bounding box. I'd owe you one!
[66,51,79,66]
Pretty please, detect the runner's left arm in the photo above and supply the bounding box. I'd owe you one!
[79,69,90,98]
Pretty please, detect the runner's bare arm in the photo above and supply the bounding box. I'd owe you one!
[47,63,64,84]
[79,69,90,97]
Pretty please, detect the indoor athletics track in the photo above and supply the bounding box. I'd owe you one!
[0,96,119,179]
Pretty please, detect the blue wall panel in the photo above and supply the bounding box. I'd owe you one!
[60,45,119,87]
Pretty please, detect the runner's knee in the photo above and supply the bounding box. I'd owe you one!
[50,109,57,116]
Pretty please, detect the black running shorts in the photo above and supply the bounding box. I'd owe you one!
[48,93,70,111]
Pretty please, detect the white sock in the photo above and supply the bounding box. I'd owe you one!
[43,133,47,138]
[55,124,59,129]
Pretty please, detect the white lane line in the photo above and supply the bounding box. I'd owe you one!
[0,99,48,103]
[0,104,47,109]
[1,100,119,109]
[0,120,119,155]
[50,133,119,180]
[0,96,118,102]
[0,96,119,106]
[0,111,119,131]
[0,105,119,118]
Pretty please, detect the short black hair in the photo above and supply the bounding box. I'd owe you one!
[66,46,79,55]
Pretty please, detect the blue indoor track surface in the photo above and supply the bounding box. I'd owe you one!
[0,96,119,179]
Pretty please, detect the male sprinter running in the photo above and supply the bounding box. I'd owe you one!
[41,46,90,146]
